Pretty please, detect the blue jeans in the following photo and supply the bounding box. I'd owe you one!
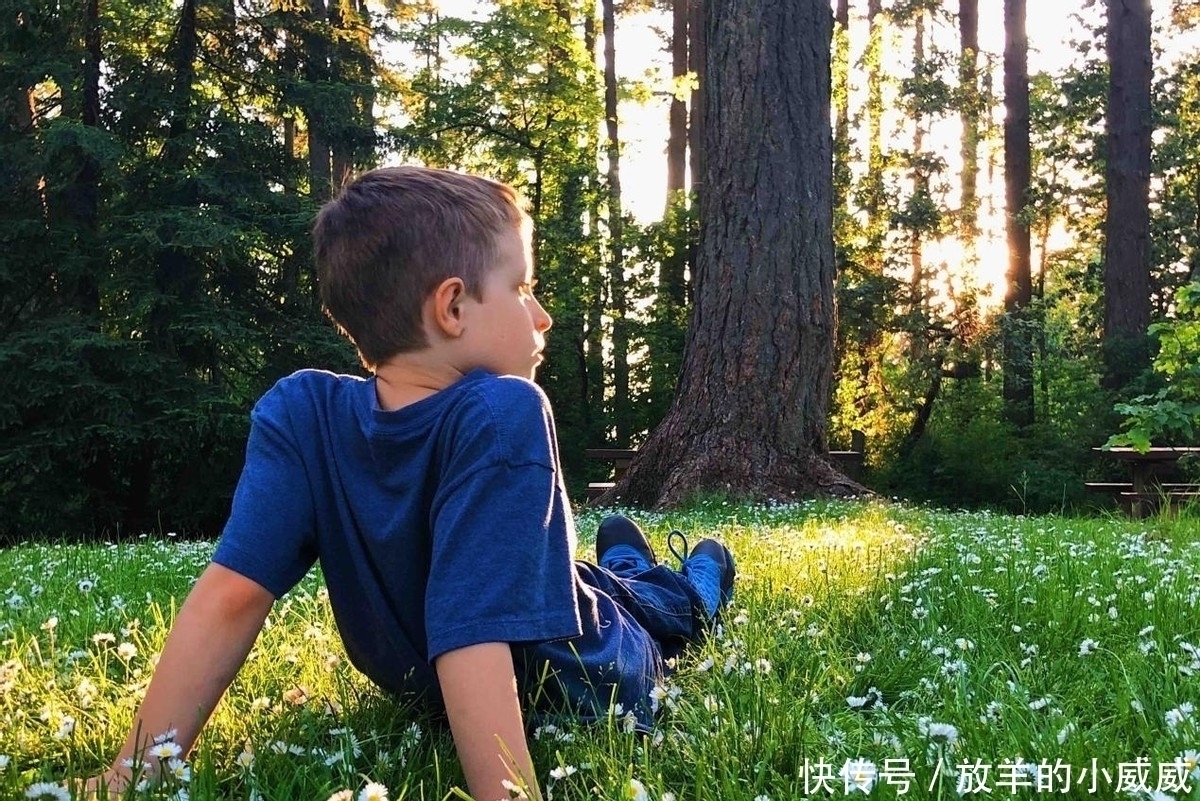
[573,559,707,662]
[512,518,718,730]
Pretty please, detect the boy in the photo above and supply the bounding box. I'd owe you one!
[87,166,734,801]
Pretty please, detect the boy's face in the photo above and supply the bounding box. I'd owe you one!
[459,226,553,380]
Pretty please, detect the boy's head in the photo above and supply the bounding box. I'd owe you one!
[314,165,529,370]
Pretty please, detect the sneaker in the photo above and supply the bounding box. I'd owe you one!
[596,515,656,572]
[669,531,737,615]
[689,539,736,607]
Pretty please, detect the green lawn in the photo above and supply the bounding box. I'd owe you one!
[2,500,1198,800]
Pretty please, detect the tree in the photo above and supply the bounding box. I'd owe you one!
[601,0,631,443]
[1102,0,1154,389]
[601,0,859,507]
[1002,0,1034,427]
[399,0,608,475]
[665,0,688,204]
[958,0,979,237]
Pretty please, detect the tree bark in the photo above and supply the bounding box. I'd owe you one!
[1002,0,1034,428]
[602,0,859,508]
[1102,0,1153,389]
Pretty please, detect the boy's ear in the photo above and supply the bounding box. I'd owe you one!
[429,277,467,338]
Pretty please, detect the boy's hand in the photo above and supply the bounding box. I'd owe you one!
[436,642,542,801]
[72,768,130,800]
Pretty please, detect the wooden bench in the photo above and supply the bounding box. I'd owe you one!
[1118,491,1200,516]
[1091,446,1200,517]
[583,431,866,502]
[1085,482,1200,493]
[1086,482,1200,516]
[583,448,636,501]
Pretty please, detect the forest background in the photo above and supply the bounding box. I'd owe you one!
[2,0,1199,538]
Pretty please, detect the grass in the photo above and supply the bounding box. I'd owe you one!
[2,499,1199,800]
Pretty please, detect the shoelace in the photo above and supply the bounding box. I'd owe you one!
[666,529,690,568]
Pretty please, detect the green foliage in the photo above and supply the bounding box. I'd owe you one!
[871,303,1115,514]
[1108,282,1200,450]
[0,0,362,538]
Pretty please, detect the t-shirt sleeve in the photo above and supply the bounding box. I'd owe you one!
[424,379,581,660]
[212,387,318,599]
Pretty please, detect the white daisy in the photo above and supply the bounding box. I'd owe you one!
[148,741,182,760]
[357,781,388,801]
[623,778,649,801]
[24,783,71,800]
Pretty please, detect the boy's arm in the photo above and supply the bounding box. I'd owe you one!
[436,642,542,801]
[88,562,274,794]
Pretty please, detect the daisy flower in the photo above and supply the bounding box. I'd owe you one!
[167,758,191,782]
[846,695,870,710]
[153,729,179,745]
[1166,702,1194,731]
[917,717,959,746]
[500,779,528,799]
[148,742,183,760]
[357,782,388,801]
[24,783,71,800]
[623,778,649,801]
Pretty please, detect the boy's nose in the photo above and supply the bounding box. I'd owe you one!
[534,298,553,332]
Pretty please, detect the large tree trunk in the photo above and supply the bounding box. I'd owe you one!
[1002,0,1034,428]
[602,0,859,508]
[1102,0,1153,389]
[602,0,630,443]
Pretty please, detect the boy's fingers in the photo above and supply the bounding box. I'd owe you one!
[69,772,125,800]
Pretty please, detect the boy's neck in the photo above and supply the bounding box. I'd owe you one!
[373,357,467,412]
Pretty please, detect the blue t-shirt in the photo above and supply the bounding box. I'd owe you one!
[213,369,661,728]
